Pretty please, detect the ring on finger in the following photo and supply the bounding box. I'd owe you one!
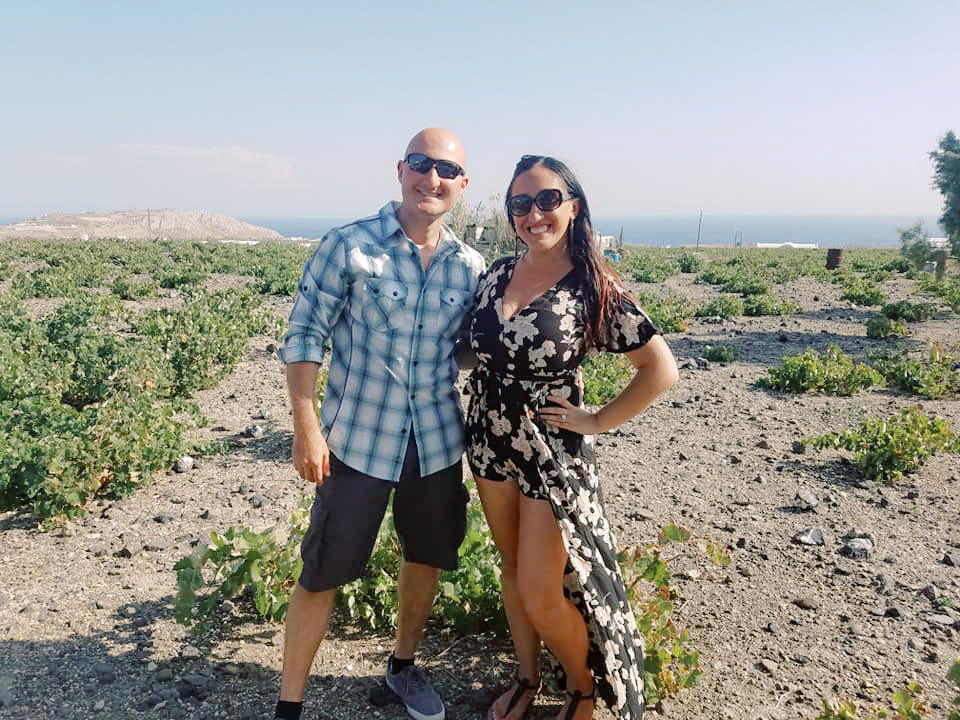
[561,414,567,422]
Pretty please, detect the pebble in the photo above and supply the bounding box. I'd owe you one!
[793,528,824,546]
[759,658,779,674]
[793,596,821,611]
[794,489,819,511]
[174,456,194,473]
[243,424,264,438]
[839,538,873,560]
[181,645,201,658]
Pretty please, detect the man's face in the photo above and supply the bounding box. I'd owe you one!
[397,131,468,220]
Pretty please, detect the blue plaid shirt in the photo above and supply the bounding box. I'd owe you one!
[279,202,486,483]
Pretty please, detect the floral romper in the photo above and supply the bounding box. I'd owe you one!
[465,256,660,719]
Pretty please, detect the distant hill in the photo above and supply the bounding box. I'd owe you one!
[0,209,285,241]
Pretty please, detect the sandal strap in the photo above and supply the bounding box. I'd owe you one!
[563,684,596,720]
[504,676,538,714]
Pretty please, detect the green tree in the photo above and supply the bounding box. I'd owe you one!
[930,130,960,257]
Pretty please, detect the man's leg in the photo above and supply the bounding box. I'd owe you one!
[386,442,464,720]
[277,457,391,718]
[278,584,336,702]
[394,561,441,658]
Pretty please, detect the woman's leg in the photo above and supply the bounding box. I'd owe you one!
[515,494,594,720]
[476,477,541,718]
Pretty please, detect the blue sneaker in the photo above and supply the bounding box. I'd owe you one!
[385,660,445,720]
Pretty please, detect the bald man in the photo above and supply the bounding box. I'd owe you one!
[275,129,486,720]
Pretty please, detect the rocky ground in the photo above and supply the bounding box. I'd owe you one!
[1,265,959,720]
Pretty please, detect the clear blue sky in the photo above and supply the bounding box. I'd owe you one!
[3,1,958,221]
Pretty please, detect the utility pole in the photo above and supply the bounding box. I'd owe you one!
[696,209,703,248]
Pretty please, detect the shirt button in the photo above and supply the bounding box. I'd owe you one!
[417,324,423,329]
[410,395,415,400]
[401,427,407,433]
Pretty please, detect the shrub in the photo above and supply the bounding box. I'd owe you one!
[756,344,884,395]
[176,482,507,635]
[914,276,960,313]
[872,343,960,399]
[134,287,281,395]
[840,278,887,306]
[634,291,695,333]
[816,682,929,719]
[622,253,679,283]
[696,295,743,319]
[175,500,310,633]
[620,523,730,704]
[742,293,797,317]
[881,300,937,323]
[676,253,703,273]
[866,315,909,339]
[111,274,158,300]
[810,405,960,484]
[720,273,772,296]
[582,352,633,405]
[0,299,188,518]
[701,345,735,362]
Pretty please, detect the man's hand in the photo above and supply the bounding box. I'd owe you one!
[292,426,331,485]
[286,361,330,485]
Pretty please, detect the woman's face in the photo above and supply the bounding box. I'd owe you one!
[508,165,579,255]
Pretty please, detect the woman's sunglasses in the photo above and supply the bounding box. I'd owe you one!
[507,188,576,217]
[404,153,465,180]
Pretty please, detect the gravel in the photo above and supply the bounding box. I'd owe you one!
[1,268,958,720]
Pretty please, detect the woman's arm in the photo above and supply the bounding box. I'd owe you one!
[541,335,678,434]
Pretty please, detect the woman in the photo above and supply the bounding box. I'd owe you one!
[465,155,678,720]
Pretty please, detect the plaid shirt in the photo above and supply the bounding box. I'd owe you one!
[279,202,486,483]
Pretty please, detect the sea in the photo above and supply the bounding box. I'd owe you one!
[239,214,942,248]
[1,214,943,248]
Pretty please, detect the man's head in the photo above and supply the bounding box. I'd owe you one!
[397,128,469,221]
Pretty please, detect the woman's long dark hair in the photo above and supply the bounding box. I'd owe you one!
[506,154,628,349]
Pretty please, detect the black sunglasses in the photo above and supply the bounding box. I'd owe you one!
[507,188,576,217]
[404,153,465,180]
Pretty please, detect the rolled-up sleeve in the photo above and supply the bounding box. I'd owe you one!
[278,231,348,365]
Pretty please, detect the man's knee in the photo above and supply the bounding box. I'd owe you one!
[291,583,337,612]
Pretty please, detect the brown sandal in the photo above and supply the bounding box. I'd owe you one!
[560,684,595,720]
[489,676,539,720]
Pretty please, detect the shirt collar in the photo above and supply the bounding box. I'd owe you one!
[378,200,458,255]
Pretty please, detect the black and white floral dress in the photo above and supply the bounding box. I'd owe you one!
[465,256,660,719]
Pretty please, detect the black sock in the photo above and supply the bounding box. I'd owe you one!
[389,654,415,673]
[275,700,302,720]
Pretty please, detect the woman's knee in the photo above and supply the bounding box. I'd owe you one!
[516,574,563,621]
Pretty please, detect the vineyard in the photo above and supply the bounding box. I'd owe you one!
[1,239,959,719]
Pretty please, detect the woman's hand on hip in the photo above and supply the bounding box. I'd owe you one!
[541,396,598,435]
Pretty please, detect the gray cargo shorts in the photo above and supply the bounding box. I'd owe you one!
[297,436,468,592]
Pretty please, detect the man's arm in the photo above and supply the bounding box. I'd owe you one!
[287,361,331,485]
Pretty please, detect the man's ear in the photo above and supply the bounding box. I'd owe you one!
[397,160,404,182]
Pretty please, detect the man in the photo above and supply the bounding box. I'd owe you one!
[274,128,485,720]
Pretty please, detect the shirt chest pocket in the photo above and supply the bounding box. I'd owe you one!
[425,287,472,337]
[357,278,409,332]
